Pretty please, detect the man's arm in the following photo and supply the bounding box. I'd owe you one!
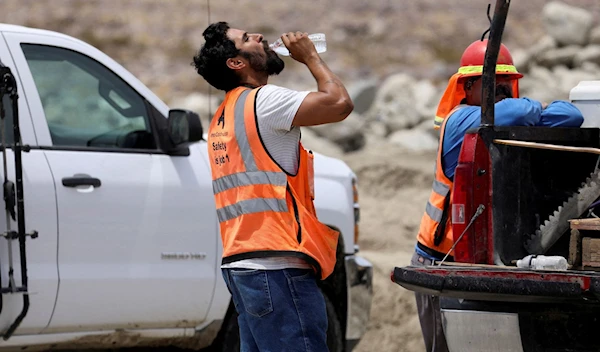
[538,101,584,127]
[441,98,542,178]
[493,97,542,126]
[280,32,353,127]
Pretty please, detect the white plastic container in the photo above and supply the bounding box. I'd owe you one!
[269,33,327,56]
[569,80,600,127]
[516,255,568,270]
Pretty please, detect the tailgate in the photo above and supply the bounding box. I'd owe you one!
[392,264,600,303]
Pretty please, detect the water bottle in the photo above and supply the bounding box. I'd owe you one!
[269,33,327,56]
[516,255,568,271]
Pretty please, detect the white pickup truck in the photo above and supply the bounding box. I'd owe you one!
[0,24,373,352]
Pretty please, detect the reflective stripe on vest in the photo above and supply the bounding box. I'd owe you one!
[212,171,287,194]
[417,105,462,255]
[216,198,288,223]
[212,89,288,223]
[426,176,451,222]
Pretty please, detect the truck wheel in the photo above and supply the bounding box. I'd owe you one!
[325,294,344,352]
[212,302,240,352]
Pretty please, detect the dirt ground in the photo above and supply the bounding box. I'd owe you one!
[337,137,437,352]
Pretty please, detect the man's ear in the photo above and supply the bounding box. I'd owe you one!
[226,57,245,70]
[464,79,473,92]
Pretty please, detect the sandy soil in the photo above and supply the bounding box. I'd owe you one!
[339,138,437,352]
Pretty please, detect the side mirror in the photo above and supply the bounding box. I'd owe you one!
[168,109,203,146]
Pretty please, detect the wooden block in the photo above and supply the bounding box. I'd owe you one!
[569,229,582,267]
[570,218,600,231]
[582,237,600,267]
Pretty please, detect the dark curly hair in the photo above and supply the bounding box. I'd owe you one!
[192,22,241,91]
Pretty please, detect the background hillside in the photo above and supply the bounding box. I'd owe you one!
[4,0,600,103]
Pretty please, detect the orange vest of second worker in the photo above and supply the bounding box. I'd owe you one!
[417,106,462,257]
[207,86,339,280]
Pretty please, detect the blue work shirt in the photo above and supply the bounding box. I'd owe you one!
[441,98,584,179]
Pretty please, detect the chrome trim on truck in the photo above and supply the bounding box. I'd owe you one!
[344,255,373,343]
[441,309,523,352]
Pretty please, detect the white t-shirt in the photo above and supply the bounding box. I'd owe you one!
[221,84,313,270]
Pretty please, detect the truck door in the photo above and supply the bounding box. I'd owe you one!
[3,32,218,332]
[0,32,58,336]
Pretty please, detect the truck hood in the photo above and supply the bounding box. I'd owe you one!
[312,151,356,182]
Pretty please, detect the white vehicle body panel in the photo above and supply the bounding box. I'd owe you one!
[0,30,58,335]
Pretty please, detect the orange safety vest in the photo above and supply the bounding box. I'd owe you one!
[207,86,339,280]
[417,105,464,258]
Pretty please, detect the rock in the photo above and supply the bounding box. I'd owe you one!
[512,48,533,74]
[536,45,581,68]
[365,120,389,138]
[574,45,600,67]
[347,79,379,115]
[368,19,387,37]
[530,36,558,63]
[366,73,423,132]
[308,112,366,153]
[519,66,561,103]
[553,66,596,100]
[388,128,439,152]
[581,61,600,74]
[520,64,593,103]
[412,80,439,121]
[590,26,600,45]
[415,119,441,140]
[299,127,343,159]
[542,1,593,46]
[416,104,437,125]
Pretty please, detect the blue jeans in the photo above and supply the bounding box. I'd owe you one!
[221,268,328,352]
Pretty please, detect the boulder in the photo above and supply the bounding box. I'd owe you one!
[542,1,593,46]
[388,128,439,152]
[347,79,379,115]
[308,112,366,153]
[574,45,600,67]
[590,26,600,45]
[530,35,558,63]
[366,73,424,132]
[512,48,533,74]
[299,127,344,159]
[536,45,581,68]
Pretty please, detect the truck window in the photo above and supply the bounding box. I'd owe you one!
[21,44,156,150]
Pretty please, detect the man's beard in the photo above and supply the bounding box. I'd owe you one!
[495,84,513,101]
[241,49,285,76]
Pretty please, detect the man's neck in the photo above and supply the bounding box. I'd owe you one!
[241,82,261,89]
[239,72,268,89]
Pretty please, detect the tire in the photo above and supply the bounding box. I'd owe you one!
[208,301,240,352]
[212,293,344,352]
[324,294,344,352]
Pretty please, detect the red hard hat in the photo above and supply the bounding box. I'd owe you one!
[458,39,523,80]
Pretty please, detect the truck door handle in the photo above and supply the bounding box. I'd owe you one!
[62,176,101,188]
